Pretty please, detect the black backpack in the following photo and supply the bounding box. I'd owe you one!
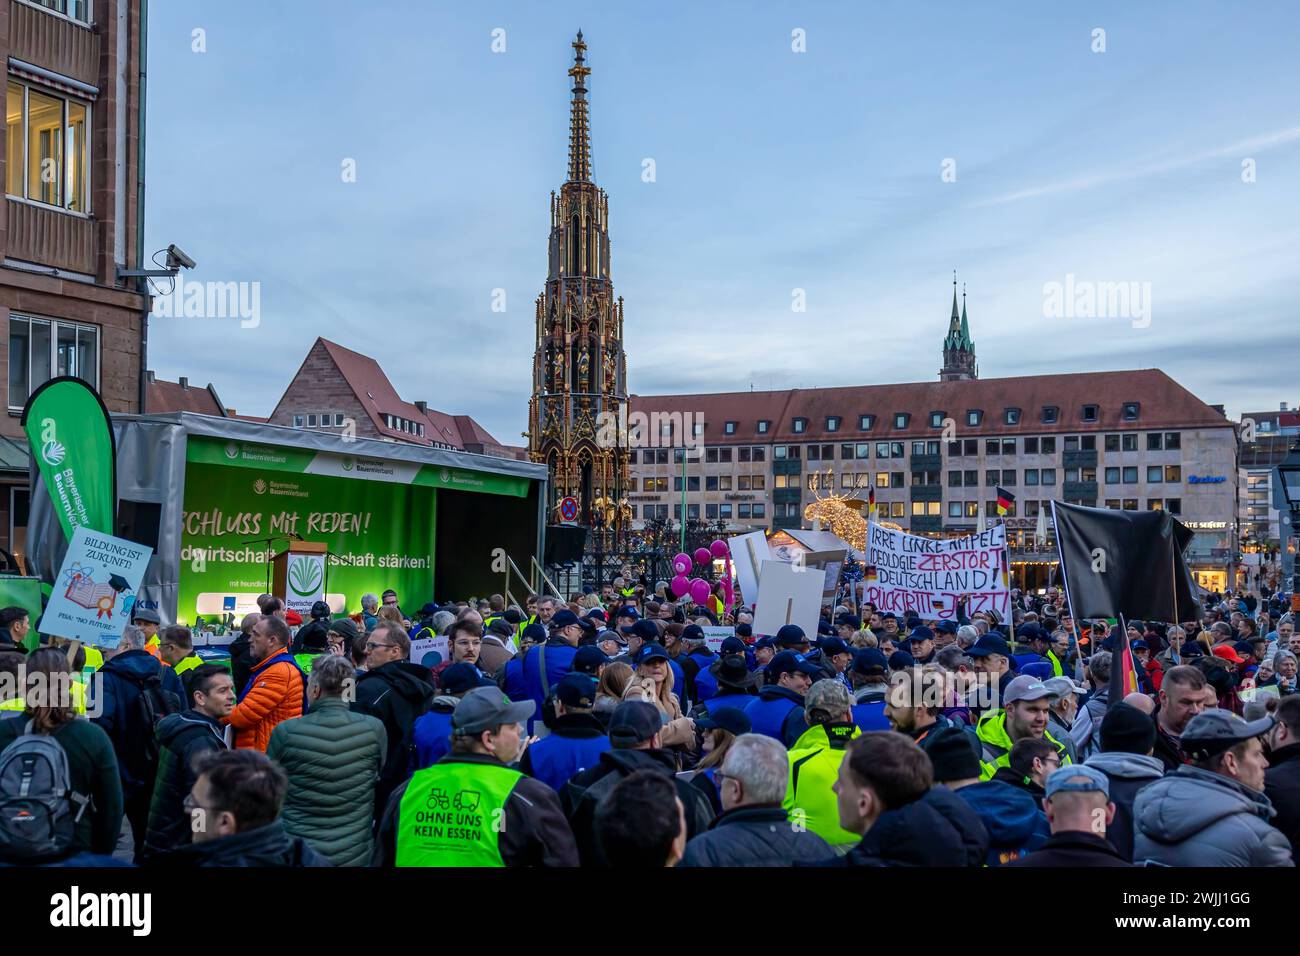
[117,670,183,767]
[0,719,90,862]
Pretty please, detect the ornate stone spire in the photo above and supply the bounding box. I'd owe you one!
[567,31,592,182]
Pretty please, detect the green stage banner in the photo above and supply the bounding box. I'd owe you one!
[20,377,117,541]
[178,439,438,625]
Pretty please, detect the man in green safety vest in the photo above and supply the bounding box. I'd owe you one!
[976,675,1072,781]
[374,686,579,867]
[158,625,206,696]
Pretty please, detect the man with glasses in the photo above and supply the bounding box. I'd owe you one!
[157,625,205,695]
[431,620,483,690]
[352,622,435,816]
[223,615,305,754]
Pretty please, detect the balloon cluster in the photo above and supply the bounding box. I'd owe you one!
[670,539,734,612]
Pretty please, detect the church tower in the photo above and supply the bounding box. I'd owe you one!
[940,274,978,381]
[527,32,629,546]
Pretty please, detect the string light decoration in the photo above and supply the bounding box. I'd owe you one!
[802,467,870,551]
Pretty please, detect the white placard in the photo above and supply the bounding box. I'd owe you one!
[409,634,450,668]
[864,521,1009,620]
[730,530,769,608]
[44,527,154,647]
[701,626,735,653]
[752,559,826,639]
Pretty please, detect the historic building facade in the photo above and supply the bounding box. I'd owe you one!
[527,33,630,544]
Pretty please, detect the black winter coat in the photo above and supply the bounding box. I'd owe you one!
[351,660,435,815]
[143,710,228,858]
[1008,830,1133,867]
[827,787,989,867]
[1265,742,1300,851]
[680,805,832,867]
[228,632,254,697]
[151,820,331,867]
[561,748,715,865]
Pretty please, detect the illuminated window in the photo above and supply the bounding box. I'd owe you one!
[6,80,90,212]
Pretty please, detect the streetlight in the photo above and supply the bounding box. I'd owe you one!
[1274,439,1300,615]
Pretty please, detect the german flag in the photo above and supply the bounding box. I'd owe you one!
[1107,622,1142,706]
[868,486,876,507]
[996,487,1015,516]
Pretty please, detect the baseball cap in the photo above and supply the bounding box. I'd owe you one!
[694,706,752,737]
[681,624,707,645]
[888,650,916,670]
[1212,644,1247,665]
[968,635,1012,658]
[310,601,332,620]
[1042,675,1088,700]
[328,617,359,642]
[635,643,670,665]
[734,623,753,638]
[550,609,580,629]
[573,645,612,674]
[1180,710,1276,761]
[131,607,161,625]
[720,636,748,656]
[597,628,628,648]
[487,618,514,638]
[907,626,935,644]
[1044,765,1110,800]
[1020,661,1054,681]
[441,662,491,696]
[852,648,888,675]
[776,624,808,646]
[555,672,598,709]
[836,614,862,630]
[936,620,959,635]
[585,608,608,624]
[452,687,535,735]
[817,620,835,637]
[1002,675,1055,705]
[608,700,664,746]
[614,607,640,622]
[419,602,440,617]
[818,636,851,656]
[1131,640,1149,651]
[767,650,820,680]
[625,619,659,641]
[521,623,547,643]
[755,635,778,650]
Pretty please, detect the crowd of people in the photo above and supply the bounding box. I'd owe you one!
[0,576,1297,869]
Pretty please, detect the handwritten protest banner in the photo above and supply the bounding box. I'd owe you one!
[864,522,1009,620]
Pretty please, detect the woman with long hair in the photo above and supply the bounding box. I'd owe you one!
[0,648,124,859]
[621,645,695,749]
[684,707,752,814]
[593,661,633,729]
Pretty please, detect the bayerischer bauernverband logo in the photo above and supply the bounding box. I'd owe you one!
[41,440,66,466]
[224,442,239,460]
[288,556,323,596]
[252,479,267,495]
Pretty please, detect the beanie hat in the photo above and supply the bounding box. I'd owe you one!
[1099,701,1157,755]
[927,727,982,783]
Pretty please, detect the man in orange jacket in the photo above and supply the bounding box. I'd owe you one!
[224,615,306,752]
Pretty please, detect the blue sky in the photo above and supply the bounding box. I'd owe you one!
[143,0,1300,442]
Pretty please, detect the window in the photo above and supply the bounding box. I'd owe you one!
[720,448,732,463]
[1105,467,1120,484]
[6,80,91,213]
[911,501,927,516]
[1001,438,1016,456]
[1041,437,1056,454]
[719,476,732,491]
[335,413,345,426]
[1165,465,1181,483]
[774,474,789,489]
[307,414,318,427]
[1042,406,1059,424]
[25,0,91,22]
[1081,435,1096,451]
[1122,466,1138,483]
[706,476,719,491]
[890,473,904,488]
[1147,433,1162,451]
[1001,469,1016,486]
[891,442,904,458]
[1166,499,1181,514]
[1105,434,1120,452]
[1147,466,1163,483]
[825,416,840,432]
[949,470,963,487]
[751,447,765,462]
[985,439,1000,456]
[706,504,719,519]
[893,413,909,429]
[706,447,719,463]
[1082,466,1096,482]
[1025,469,1039,486]
[856,443,870,459]
[1165,432,1181,450]
[693,422,704,438]
[1122,434,1137,452]
[876,442,891,459]
[793,417,807,434]
[807,445,820,462]
[687,477,700,492]
[1082,404,1099,422]
[788,446,801,460]
[656,449,669,464]
[757,420,770,434]
[986,470,999,487]
[964,502,980,517]
[964,470,977,486]
[1123,499,1138,511]
[773,445,786,460]
[947,441,961,456]
[293,415,304,427]
[1024,437,1039,454]
[1065,468,1079,482]
[1004,408,1021,425]
[1122,402,1140,421]
[859,414,875,431]
[720,504,733,519]
[674,449,685,464]
[752,504,766,519]
[912,441,927,456]
[8,314,100,408]
[321,411,332,428]
[653,477,665,493]
[964,438,978,456]
[875,472,889,488]
[673,477,683,492]
[752,475,766,490]
[948,502,963,518]
[738,447,751,463]
[724,421,737,435]
[738,504,751,519]
[1147,500,1163,511]
[737,476,750,491]
[687,504,700,520]
[929,411,945,428]
[966,410,982,427]
[1105,499,1121,510]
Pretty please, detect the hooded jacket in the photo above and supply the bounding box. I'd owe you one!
[698,690,757,718]
[91,649,186,797]
[976,709,1071,781]
[267,696,388,866]
[953,779,1050,866]
[828,786,989,867]
[151,819,332,868]
[1084,750,1164,861]
[412,697,457,770]
[560,747,715,865]
[784,722,862,847]
[519,711,611,792]
[743,685,809,747]
[503,637,578,734]
[1133,764,1294,867]
[351,660,436,814]
[851,685,889,732]
[144,710,228,858]
[1009,830,1133,867]
[1265,741,1300,851]
[680,805,833,867]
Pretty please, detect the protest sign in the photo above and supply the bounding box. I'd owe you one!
[701,626,735,653]
[752,560,825,638]
[730,530,769,607]
[43,526,153,647]
[864,522,1008,620]
[410,634,450,669]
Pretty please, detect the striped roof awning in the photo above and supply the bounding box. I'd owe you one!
[8,57,98,100]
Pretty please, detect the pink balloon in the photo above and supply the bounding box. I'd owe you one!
[671,575,691,597]
[689,578,711,605]
[694,548,712,567]
[710,539,729,559]
[673,553,692,576]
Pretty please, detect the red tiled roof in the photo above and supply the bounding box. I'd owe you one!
[146,378,226,417]
[630,369,1231,443]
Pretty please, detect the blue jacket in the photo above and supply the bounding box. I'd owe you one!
[685,651,719,703]
[90,649,186,797]
[503,638,578,733]
[744,686,807,747]
[851,688,890,732]
[700,691,757,718]
[954,779,1050,866]
[519,712,610,792]
[411,699,456,770]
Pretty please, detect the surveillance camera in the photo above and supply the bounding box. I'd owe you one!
[165,243,196,271]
